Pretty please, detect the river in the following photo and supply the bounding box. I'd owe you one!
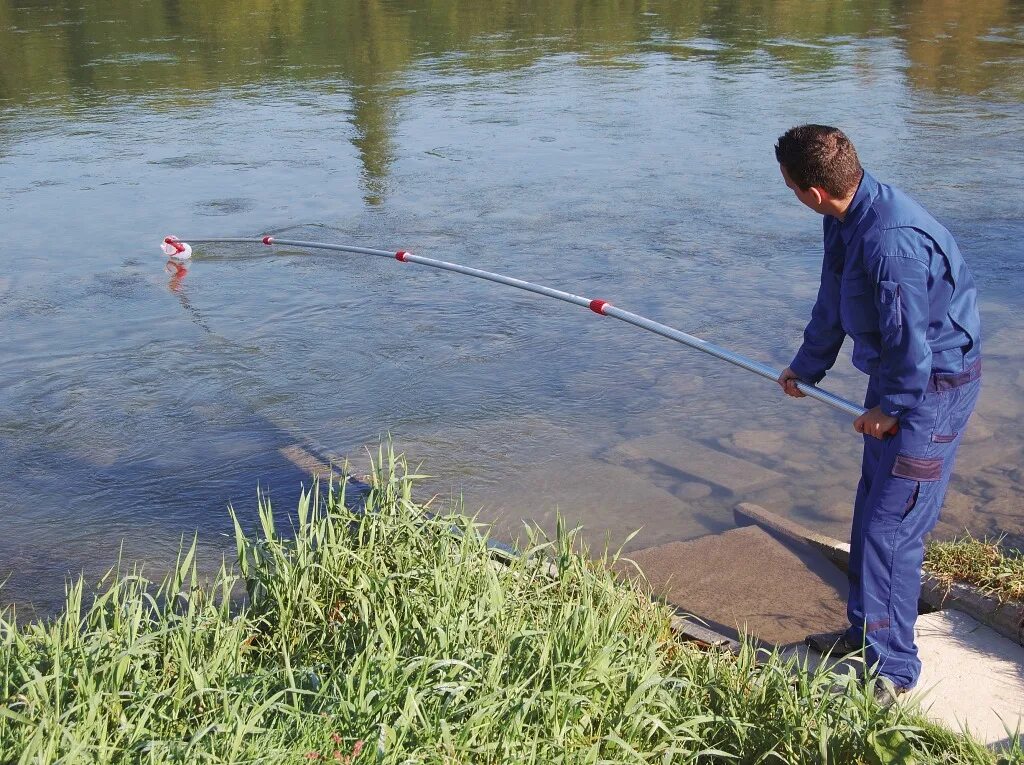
[2,0,1022,615]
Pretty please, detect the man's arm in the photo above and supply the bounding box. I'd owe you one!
[869,253,933,417]
[787,257,846,386]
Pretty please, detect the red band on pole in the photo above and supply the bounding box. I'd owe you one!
[589,299,610,315]
[395,250,409,262]
[262,236,274,245]
[164,237,186,255]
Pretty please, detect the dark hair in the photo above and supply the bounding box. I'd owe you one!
[774,125,862,197]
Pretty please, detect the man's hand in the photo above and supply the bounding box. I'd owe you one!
[854,406,899,440]
[777,367,806,398]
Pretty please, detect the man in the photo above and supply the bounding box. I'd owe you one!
[774,125,981,698]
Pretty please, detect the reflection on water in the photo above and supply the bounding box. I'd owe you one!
[1,0,1023,614]
[3,0,1023,203]
[165,258,189,289]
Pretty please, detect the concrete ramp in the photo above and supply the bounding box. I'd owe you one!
[621,525,848,646]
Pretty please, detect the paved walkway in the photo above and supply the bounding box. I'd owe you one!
[913,609,1024,747]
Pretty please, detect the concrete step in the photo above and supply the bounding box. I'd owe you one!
[737,502,1024,649]
[621,525,848,646]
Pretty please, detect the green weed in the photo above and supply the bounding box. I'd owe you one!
[925,534,1024,604]
[0,449,1017,763]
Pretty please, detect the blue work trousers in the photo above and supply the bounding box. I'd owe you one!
[845,363,981,688]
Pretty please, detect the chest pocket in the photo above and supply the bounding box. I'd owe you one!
[839,275,879,336]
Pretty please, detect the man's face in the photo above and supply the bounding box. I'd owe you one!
[780,164,823,214]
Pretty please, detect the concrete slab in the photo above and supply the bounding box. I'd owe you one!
[735,502,851,572]
[621,525,848,645]
[608,433,786,495]
[911,610,1024,748]
[785,609,1024,748]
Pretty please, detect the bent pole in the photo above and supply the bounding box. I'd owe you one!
[165,235,867,420]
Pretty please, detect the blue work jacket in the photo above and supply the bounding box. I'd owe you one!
[790,170,981,417]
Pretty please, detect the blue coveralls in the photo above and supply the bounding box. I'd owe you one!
[789,170,982,689]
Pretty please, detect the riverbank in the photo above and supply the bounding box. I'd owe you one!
[0,452,1016,763]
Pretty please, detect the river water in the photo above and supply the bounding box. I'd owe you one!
[2,0,1022,615]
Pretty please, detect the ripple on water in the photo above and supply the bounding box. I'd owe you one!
[84,53,179,66]
[148,154,211,169]
[195,197,256,216]
[91,272,144,301]
[3,296,62,319]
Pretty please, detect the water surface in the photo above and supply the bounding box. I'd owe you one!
[2,0,1023,614]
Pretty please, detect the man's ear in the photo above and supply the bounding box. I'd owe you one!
[809,186,825,206]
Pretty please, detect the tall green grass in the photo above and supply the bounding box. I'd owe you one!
[1,448,1017,763]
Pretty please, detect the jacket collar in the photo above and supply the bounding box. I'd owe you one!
[839,170,878,245]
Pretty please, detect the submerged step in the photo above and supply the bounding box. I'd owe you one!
[609,433,787,494]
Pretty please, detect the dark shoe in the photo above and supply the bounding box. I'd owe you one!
[870,677,909,708]
[805,630,863,657]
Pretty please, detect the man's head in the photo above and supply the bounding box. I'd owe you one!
[775,125,862,216]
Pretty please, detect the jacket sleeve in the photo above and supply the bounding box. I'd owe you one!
[870,254,933,417]
[790,257,845,384]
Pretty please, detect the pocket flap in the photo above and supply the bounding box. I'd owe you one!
[892,454,943,481]
[878,280,900,307]
[877,280,902,342]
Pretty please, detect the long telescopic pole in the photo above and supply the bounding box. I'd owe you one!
[164,235,867,420]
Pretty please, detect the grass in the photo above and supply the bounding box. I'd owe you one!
[0,447,1019,763]
[925,534,1024,604]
